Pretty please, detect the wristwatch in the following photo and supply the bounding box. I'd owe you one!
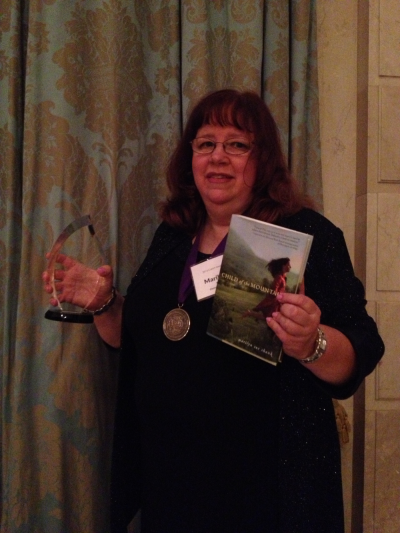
[300,327,327,364]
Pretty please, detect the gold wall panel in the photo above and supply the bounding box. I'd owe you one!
[377,193,400,291]
[379,0,400,76]
[379,87,400,183]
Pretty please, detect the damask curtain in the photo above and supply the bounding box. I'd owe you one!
[0,1,320,531]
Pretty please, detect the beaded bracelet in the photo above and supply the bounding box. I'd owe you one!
[91,286,117,316]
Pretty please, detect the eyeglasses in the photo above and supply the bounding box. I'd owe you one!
[190,137,254,155]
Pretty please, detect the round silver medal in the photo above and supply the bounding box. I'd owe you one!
[163,308,190,341]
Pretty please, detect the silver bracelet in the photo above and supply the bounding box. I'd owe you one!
[300,327,327,364]
[90,286,117,316]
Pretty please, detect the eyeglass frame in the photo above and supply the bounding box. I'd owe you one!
[190,137,255,156]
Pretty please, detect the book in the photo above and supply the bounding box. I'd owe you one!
[206,214,313,365]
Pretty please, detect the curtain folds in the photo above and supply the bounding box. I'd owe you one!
[0,1,320,531]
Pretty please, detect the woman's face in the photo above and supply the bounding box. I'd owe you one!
[283,261,291,273]
[191,124,257,218]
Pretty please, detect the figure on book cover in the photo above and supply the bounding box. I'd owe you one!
[242,257,291,320]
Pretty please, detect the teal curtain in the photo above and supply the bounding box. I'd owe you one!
[0,1,320,531]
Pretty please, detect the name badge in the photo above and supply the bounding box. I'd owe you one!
[190,255,223,301]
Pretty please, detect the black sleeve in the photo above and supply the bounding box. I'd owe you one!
[303,217,385,399]
[281,210,385,399]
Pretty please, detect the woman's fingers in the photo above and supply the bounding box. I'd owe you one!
[266,291,321,359]
[276,293,320,327]
[43,251,115,311]
[97,264,113,278]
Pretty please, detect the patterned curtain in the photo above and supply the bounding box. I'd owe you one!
[0,1,320,531]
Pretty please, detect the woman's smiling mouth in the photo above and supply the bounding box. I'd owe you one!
[206,172,233,180]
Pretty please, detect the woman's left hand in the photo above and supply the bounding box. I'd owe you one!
[266,285,321,361]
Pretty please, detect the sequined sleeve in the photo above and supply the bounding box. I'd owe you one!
[280,208,385,399]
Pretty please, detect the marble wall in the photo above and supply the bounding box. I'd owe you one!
[365,1,400,530]
[318,1,400,532]
[317,2,358,530]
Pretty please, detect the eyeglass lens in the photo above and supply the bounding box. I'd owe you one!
[191,138,252,155]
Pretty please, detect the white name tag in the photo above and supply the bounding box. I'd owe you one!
[191,254,223,301]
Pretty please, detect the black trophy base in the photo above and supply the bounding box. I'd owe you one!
[45,309,94,324]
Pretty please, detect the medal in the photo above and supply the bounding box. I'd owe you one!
[163,230,227,341]
[163,307,191,341]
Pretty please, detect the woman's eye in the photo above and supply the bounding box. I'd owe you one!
[228,141,250,149]
[199,140,215,149]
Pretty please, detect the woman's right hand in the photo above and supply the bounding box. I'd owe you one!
[42,253,115,312]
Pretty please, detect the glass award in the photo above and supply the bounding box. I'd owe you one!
[44,214,106,324]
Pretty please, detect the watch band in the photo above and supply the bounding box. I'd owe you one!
[300,327,327,364]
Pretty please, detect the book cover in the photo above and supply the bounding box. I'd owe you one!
[207,214,313,365]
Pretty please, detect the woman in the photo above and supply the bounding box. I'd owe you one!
[44,89,384,532]
[243,257,291,320]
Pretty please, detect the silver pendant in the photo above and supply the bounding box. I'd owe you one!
[163,308,190,341]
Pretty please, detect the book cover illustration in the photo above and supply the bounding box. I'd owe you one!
[207,215,313,365]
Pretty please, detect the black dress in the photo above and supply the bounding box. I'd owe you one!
[110,208,385,533]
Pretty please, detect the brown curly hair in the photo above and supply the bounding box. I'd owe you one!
[267,257,291,277]
[159,89,314,236]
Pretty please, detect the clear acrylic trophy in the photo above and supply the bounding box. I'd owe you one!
[44,215,105,324]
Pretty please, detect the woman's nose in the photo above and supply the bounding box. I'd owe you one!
[210,143,228,161]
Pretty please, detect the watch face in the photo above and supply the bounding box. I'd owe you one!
[318,329,327,353]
